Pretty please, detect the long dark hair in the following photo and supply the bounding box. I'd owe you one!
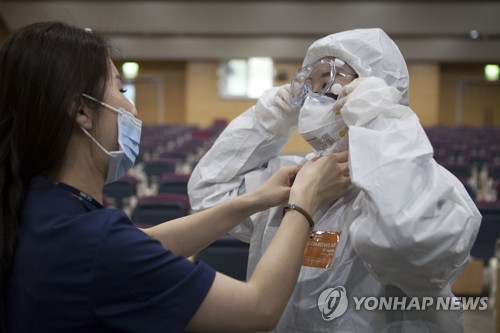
[0,21,111,329]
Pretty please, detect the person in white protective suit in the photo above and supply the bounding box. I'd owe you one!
[188,28,482,333]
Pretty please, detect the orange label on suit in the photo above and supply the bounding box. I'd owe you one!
[302,231,341,269]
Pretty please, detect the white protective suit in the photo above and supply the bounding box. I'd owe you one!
[188,29,482,333]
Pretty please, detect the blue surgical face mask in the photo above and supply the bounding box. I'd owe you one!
[81,93,142,184]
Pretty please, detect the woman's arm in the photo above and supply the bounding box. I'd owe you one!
[142,165,299,258]
[187,152,350,332]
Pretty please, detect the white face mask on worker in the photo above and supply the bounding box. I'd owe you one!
[298,95,348,155]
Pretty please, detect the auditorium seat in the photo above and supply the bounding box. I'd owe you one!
[142,158,178,187]
[131,193,190,227]
[471,201,500,262]
[103,174,138,209]
[158,173,191,196]
[196,234,250,281]
[441,161,472,179]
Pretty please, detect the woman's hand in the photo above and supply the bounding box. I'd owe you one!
[250,166,300,210]
[274,83,300,115]
[332,77,370,115]
[289,151,351,214]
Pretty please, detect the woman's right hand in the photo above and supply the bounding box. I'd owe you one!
[289,151,351,215]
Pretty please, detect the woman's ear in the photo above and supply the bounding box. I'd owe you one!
[75,100,93,130]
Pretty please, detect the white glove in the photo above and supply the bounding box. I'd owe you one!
[273,83,300,115]
[339,77,371,100]
[332,77,370,115]
[252,84,299,136]
[334,76,409,127]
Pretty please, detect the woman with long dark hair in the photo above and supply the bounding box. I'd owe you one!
[0,22,350,332]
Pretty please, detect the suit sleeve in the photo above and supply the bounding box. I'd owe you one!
[188,87,299,242]
[343,77,482,296]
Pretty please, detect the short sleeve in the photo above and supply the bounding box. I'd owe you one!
[90,211,216,332]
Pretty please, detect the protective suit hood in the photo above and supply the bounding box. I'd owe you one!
[303,28,410,105]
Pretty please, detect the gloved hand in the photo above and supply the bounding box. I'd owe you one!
[252,84,299,137]
[273,83,300,115]
[333,76,407,127]
[339,77,371,100]
[332,77,370,115]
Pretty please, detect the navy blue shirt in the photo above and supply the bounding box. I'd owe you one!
[7,177,216,332]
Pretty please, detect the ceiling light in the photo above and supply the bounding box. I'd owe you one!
[122,62,139,80]
[485,64,499,81]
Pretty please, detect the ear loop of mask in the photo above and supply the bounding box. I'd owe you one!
[82,93,123,115]
[80,126,120,157]
[80,93,123,157]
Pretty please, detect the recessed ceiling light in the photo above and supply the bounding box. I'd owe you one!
[469,30,479,40]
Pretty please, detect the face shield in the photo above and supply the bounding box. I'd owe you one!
[290,58,358,107]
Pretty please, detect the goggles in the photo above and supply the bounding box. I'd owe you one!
[290,58,358,107]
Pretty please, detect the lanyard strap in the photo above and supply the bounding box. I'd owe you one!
[55,182,102,209]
